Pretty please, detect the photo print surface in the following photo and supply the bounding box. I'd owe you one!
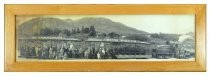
[16,15,195,61]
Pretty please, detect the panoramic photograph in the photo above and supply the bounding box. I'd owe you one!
[16,15,195,61]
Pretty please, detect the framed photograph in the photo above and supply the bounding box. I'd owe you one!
[5,4,206,72]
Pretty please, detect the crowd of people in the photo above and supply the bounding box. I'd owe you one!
[19,41,193,59]
[18,42,120,60]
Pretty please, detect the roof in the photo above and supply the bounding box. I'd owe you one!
[86,38,150,44]
[19,36,81,41]
[19,37,151,44]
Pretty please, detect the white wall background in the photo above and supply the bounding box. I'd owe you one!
[0,0,208,76]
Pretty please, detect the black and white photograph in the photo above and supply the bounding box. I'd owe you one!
[16,15,195,61]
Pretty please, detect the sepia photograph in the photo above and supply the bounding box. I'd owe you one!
[16,15,195,61]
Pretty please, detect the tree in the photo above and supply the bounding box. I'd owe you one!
[166,41,170,45]
[108,32,120,38]
[125,34,149,41]
[72,28,76,34]
[40,28,53,36]
[151,33,159,38]
[89,26,96,37]
[63,29,71,36]
[81,26,85,33]
[77,28,80,33]
[84,27,90,33]
[53,29,61,36]
[101,33,107,37]
[151,33,179,41]
[67,30,71,36]
[58,30,66,37]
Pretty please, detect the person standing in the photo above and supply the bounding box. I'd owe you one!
[97,52,100,59]
[20,46,25,57]
[38,47,42,59]
[58,47,64,59]
[49,47,53,59]
[35,46,39,58]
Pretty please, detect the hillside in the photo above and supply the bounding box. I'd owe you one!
[71,17,147,34]
[18,17,148,36]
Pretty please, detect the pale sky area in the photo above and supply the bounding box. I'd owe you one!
[16,15,195,34]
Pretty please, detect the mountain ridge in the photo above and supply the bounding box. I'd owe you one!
[18,17,148,36]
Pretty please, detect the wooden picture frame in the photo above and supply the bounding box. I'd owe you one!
[5,4,206,72]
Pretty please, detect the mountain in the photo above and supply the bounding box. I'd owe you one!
[18,17,72,36]
[18,17,148,36]
[72,17,147,35]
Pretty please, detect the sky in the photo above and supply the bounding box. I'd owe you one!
[16,15,195,34]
